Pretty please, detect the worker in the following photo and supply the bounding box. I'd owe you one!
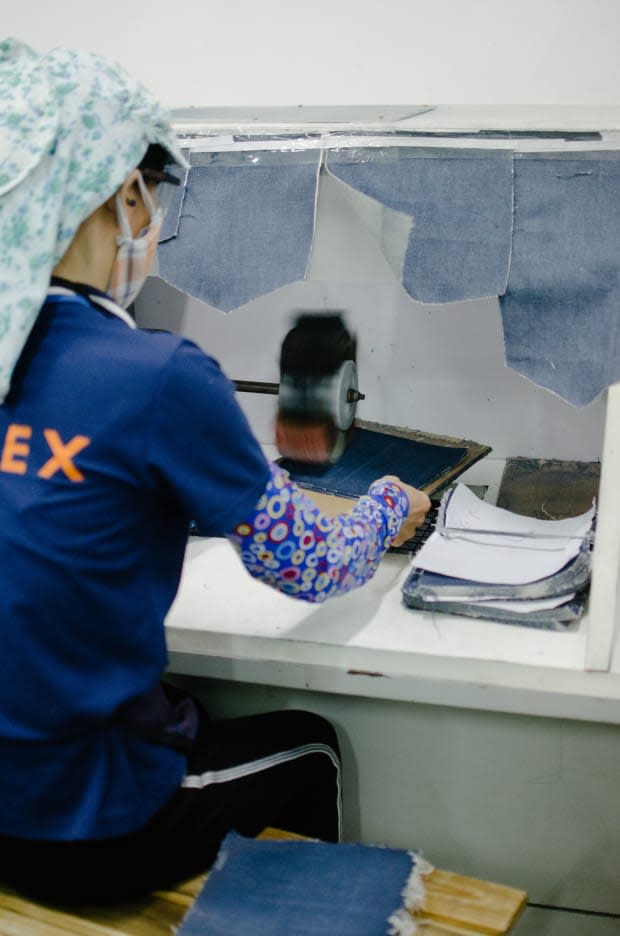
[0,39,431,903]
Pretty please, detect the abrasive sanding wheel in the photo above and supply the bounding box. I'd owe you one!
[275,313,364,464]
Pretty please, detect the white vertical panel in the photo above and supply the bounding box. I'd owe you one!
[586,383,620,671]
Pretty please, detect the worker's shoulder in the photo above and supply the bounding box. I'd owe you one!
[128,324,189,361]
[102,327,230,406]
[82,314,202,367]
[47,293,225,386]
[129,327,222,379]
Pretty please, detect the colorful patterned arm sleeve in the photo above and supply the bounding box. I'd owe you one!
[227,462,410,603]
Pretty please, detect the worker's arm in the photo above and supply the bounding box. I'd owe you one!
[227,462,429,603]
[376,475,431,547]
[145,340,428,590]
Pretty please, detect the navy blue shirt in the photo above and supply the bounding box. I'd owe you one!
[0,289,269,840]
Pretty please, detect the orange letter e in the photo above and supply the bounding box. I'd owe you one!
[0,424,32,475]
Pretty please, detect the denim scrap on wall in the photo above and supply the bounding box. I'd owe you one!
[325,146,514,304]
[154,141,620,406]
[500,152,620,406]
[157,148,321,311]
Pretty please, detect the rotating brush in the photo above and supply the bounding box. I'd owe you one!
[235,311,365,464]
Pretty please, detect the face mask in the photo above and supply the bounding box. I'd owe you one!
[108,172,162,309]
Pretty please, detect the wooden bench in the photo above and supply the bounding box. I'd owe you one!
[0,829,527,935]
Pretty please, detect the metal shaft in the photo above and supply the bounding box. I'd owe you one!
[234,380,280,395]
[235,379,365,403]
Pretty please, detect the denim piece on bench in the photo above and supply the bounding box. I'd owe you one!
[500,152,620,406]
[325,146,513,304]
[157,149,321,311]
[177,831,423,936]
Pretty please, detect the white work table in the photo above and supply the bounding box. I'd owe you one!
[165,535,620,729]
[161,344,620,729]
[166,537,584,704]
[165,538,620,725]
[164,447,620,726]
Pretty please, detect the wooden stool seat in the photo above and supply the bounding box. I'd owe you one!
[0,830,527,935]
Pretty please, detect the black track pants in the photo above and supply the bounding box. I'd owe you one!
[0,707,341,904]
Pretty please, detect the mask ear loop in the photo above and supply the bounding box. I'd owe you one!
[135,171,157,217]
[115,171,159,246]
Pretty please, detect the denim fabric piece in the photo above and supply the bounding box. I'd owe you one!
[279,427,468,498]
[401,581,586,630]
[157,149,321,311]
[403,544,591,601]
[500,153,620,405]
[325,147,513,303]
[177,831,417,936]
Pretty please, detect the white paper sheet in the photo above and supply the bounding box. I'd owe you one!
[413,484,595,585]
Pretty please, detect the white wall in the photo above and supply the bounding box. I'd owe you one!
[5,0,620,108]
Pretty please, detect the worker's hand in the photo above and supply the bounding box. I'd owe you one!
[375,475,431,547]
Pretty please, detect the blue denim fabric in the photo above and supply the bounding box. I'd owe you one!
[500,152,620,405]
[402,587,586,630]
[155,143,620,406]
[177,831,418,936]
[325,146,513,303]
[279,427,468,498]
[401,536,592,630]
[157,149,321,311]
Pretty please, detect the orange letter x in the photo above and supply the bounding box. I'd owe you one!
[37,430,91,482]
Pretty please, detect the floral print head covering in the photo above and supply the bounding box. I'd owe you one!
[0,38,188,402]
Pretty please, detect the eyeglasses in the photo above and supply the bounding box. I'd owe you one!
[141,168,182,188]
[141,166,184,218]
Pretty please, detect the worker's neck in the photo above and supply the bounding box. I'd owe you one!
[52,206,117,294]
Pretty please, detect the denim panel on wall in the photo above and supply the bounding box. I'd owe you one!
[500,152,620,405]
[157,149,321,312]
[325,146,513,304]
[154,140,620,406]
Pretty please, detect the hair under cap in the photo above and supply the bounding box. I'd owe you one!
[0,38,188,402]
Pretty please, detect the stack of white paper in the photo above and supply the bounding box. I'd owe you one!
[401,484,595,629]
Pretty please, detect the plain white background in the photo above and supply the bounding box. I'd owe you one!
[5,0,620,107]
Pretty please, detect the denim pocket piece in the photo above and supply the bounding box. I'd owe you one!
[157,148,321,312]
[500,152,620,406]
[156,142,620,407]
[325,146,514,304]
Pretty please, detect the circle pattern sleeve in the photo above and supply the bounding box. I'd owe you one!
[227,462,410,602]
